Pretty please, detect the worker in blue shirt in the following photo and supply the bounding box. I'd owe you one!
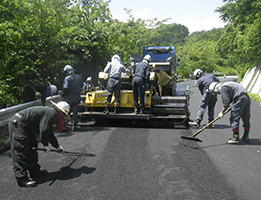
[194,69,220,128]
[22,82,57,106]
[61,65,83,131]
[132,55,151,114]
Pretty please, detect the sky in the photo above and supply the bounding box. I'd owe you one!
[108,0,227,33]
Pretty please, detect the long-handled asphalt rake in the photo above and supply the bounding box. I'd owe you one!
[33,147,96,157]
[180,107,231,142]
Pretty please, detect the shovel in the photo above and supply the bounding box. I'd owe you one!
[33,147,96,157]
[181,107,231,142]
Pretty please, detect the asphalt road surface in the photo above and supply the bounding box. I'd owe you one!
[1,77,260,200]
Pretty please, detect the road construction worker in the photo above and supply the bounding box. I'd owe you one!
[8,101,70,187]
[103,54,129,115]
[209,81,251,144]
[22,82,57,106]
[194,69,220,128]
[61,65,83,131]
[132,54,151,114]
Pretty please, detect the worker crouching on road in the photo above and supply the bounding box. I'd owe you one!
[103,54,129,115]
[61,65,83,131]
[132,54,151,114]
[22,82,57,106]
[8,101,71,187]
[209,81,251,144]
[194,69,220,128]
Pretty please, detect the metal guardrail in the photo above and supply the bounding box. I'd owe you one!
[0,95,61,128]
[219,75,239,83]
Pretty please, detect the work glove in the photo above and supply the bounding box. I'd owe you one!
[56,145,64,153]
[218,107,228,119]
[35,91,42,99]
[218,111,224,118]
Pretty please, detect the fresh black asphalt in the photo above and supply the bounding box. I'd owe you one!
[0,77,260,200]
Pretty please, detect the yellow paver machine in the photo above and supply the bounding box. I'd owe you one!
[78,46,190,128]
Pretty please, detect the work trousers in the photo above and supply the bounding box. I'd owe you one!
[196,92,217,122]
[105,78,121,105]
[230,94,251,130]
[65,97,80,123]
[8,118,40,181]
[132,76,145,107]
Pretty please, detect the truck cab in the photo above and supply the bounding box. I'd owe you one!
[143,46,180,96]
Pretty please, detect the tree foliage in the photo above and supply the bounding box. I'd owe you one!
[215,0,261,77]
[176,0,261,79]
[150,23,189,46]
[176,29,236,78]
[0,0,160,108]
[1,0,261,108]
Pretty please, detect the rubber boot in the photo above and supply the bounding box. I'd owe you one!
[196,119,201,128]
[71,122,79,132]
[134,105,139,115]
[140,106,147,114]
[241,129,250,142]
[208,119,214,128]
[226,133,240,144]
[113,106,119,115]
[103,104,110,115]
[17,179,37,187]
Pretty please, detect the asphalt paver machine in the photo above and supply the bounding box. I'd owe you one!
[78,46,190,128]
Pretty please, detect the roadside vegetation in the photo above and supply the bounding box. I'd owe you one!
[249,93,261,104]
[1,0,261,110]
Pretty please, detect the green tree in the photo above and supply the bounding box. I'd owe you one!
[215,0,261,77]
[177,28,237,78]
[0,0,162,108]
[150,23,189,46]
[107,9,160,64]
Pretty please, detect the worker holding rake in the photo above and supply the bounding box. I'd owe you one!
[8,101,70,187]
[209,81,251,144]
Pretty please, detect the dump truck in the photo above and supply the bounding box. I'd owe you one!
[78,46,190,128]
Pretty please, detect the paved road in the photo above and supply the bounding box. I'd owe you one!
[0,77,260,200]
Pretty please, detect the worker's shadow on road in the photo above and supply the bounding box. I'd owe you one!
[189,124,231,130]
[241,138,261,146]
[200,124,231,129]
[35,166,96,186]
[184,138,261,150]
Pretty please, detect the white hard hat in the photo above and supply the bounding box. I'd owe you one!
[62,65,76,73]
[50,100,71,120]
[209,82,222,93]
[144,55,151,62]
[50,85,57,96]
[194,69,203,79]
[64,65,73,71]
[57,101,70,113]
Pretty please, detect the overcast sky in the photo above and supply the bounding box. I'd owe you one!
[108,0,227,33]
